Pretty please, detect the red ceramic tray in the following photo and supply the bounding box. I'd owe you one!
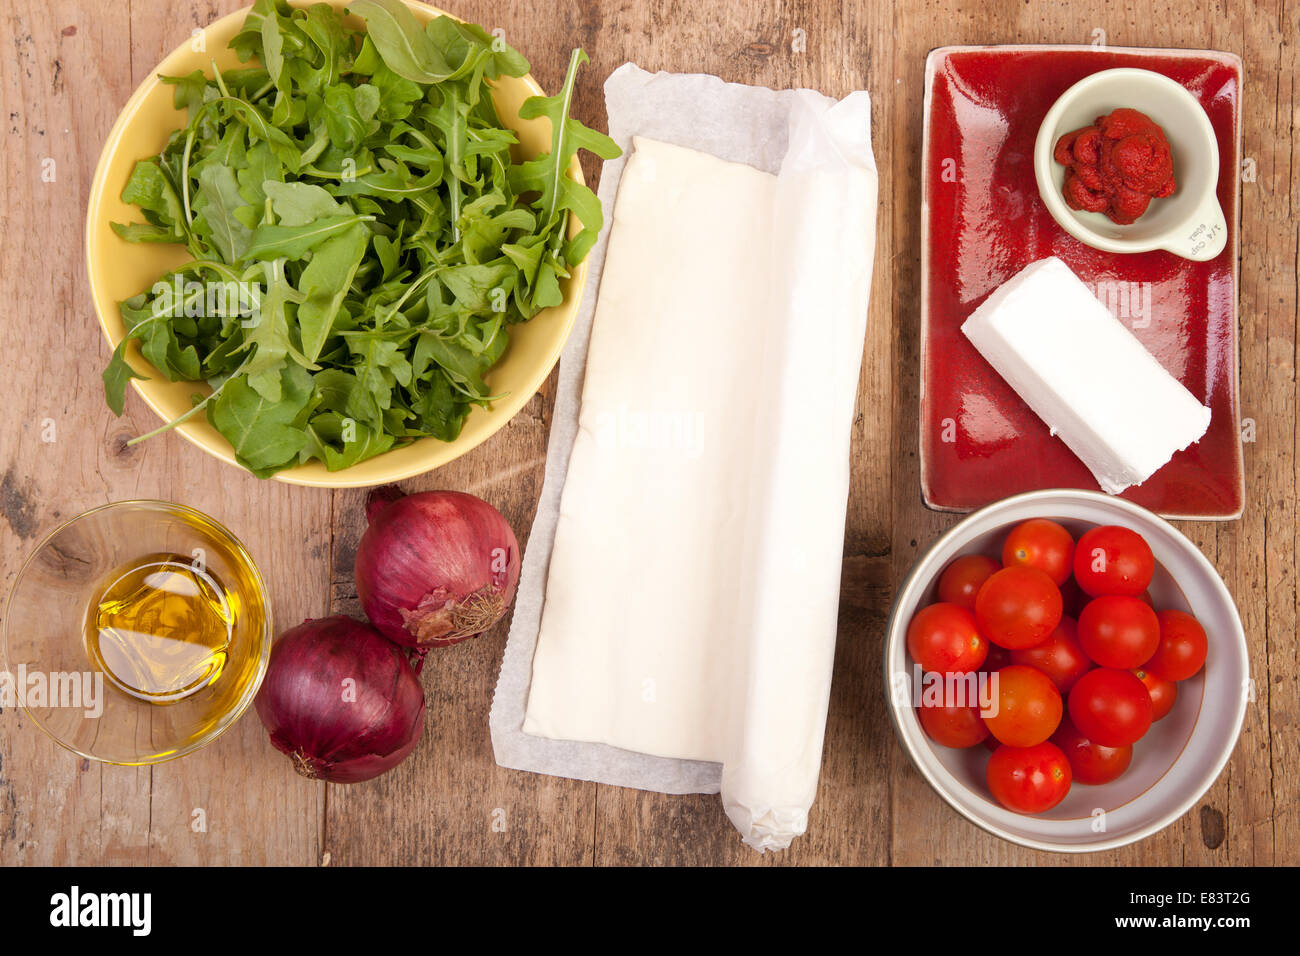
[920,45,1244,520]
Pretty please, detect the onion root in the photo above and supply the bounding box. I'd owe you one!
[400,585,506,647]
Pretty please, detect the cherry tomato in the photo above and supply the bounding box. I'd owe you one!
[986,742,1072,814]
[1059,575,1087,618]
[1002,518,1075,585]
[1132,667,1178,721]
[1050,715,1133,785]
[975,567,1063,649]
[978,645,1010,752]
[1077,595,1160,669]
[1073,525,1155,597]
[937,554,1001,610]
[981,664,1063,747]
[983,643,1012,672]
[1067,668,1153,747]
[1009,616,1093,693]
[918,702,990,748]
[906,603,988,674]
[1146,610,1209,681]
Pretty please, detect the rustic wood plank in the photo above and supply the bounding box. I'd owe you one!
[885,0,1287,868]
[0,0,327,865]
[1224,0,1300,867]
[322,391,597,866]
[316,0,602,867]
[572,0,899,866]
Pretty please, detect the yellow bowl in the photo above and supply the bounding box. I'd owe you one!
[86,0,587,487]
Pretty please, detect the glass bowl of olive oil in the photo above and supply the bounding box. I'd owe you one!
[3,500,271,764]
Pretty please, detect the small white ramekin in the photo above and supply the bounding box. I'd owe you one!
[1034,68,1228,261]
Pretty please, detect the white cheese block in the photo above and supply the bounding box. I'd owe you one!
[960,257,1212,495]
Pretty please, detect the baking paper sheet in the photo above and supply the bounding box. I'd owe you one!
[489,63,878,850]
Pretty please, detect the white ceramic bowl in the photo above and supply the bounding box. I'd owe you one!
[885,490,1248,852]
[1034,68,1227,261]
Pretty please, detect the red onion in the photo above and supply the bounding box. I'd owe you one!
[254,616,425,783]
[354,487,521,650]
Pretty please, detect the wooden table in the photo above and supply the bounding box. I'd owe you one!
[1,0,1293,866]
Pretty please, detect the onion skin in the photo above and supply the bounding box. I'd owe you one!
[254,616,426,783]
[355,488,521,649]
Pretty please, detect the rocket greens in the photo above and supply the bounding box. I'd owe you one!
[104,0,618,476]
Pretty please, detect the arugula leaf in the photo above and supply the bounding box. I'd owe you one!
[323,83,371,150]
[161,70,210,118]
[262,180,348,223]
[194,165,252,263]
[210,362,314,473]
[110,221,185,244]
[103,337,147,416]
[114,159,186,241]
[348,0,454,85]
[312,367,381,423]
[299,4,352,91]
[409,368,468,441]
[297,221,369,362]
[508,49,620,263]
[230,0,291,64]
[240,257,314,401]
[244,214,372,260]
[439,260,517,313]
[355,40,424,122]
[303,411,395,470]
[259,7,289,92]
[236,140,285,206]
[428,18,529,82]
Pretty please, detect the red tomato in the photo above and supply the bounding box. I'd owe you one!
[1059,575,1087,618]
[981,665,1063,747]
[1132,667,1178,721]
[1146,610,1209,681]
[918,702,989,748]
[977,648,1008,752]
[983,643,1012,673]
[975,567,1063,649]
[1073,525,1155,597]
[937,554,1001,610]
[1050,715,1133,785]
[1009,616,1093,693]
[1077,595,1160,669]
[906,603,988,674]
[1002,519,1075,585]
[986,742,1072,813]
[1067,668,1153,747]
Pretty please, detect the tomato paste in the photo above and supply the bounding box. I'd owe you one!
[1053,108,1176,224]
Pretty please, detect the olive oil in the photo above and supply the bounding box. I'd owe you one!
[86,553,237,705]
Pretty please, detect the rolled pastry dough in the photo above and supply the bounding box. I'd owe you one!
[522,91,877,850]
[524,137,775,761]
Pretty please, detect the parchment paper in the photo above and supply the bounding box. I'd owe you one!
[489,63,878,848]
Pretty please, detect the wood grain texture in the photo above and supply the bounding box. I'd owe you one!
[0,0,327,866]
[0,0,1294,867]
